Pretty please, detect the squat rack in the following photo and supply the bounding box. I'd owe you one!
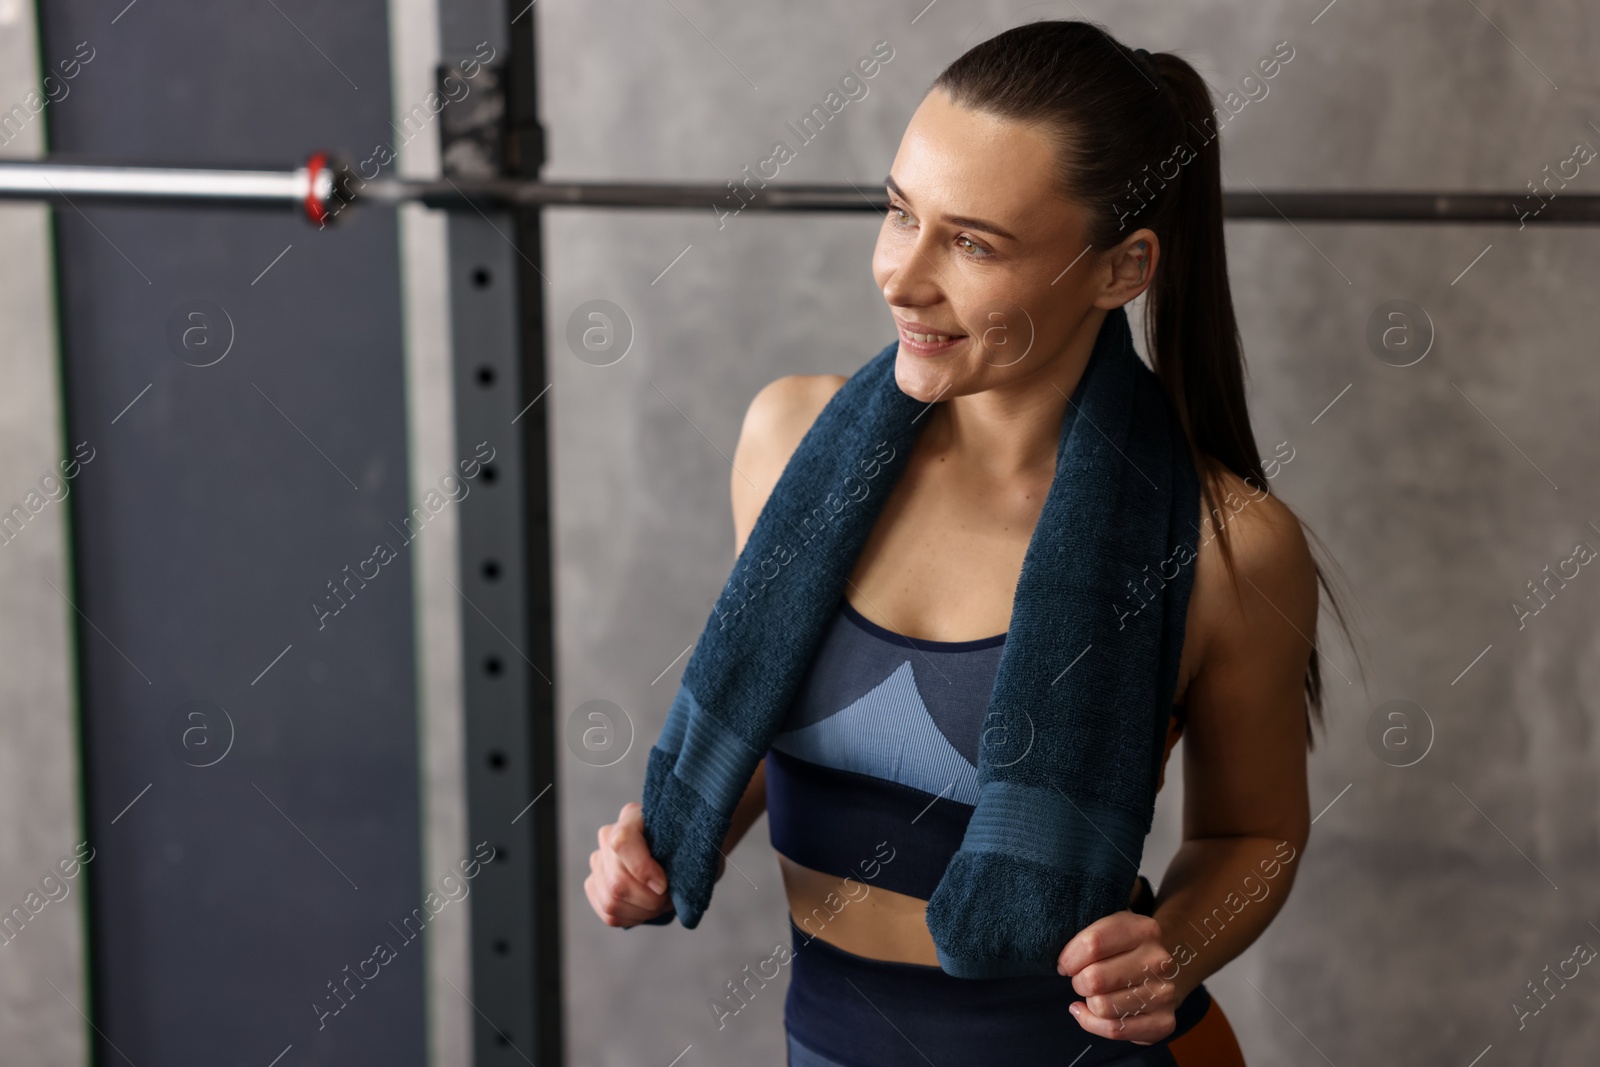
[14,3,1591,1065]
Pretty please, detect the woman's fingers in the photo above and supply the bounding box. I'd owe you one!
[586,869,657,926]
[613,802,669,895]
[1059,910,1180,1044]
[1068,1000,1176,1044]
[585,803,672,927]
[598,834,664,908]
[587,845,656,926]
[1058,912,1161,978]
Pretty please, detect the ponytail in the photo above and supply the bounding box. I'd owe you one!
[932,20,1359,747]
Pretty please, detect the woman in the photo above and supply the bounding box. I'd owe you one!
[588,20,1348,1065]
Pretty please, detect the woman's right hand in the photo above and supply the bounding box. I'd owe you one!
[585,801,673,927]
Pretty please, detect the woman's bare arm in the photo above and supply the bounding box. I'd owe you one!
[1061,467,1318,1039]
[1147,469,1318,1002]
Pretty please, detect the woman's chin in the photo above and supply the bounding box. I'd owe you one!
[892,359,954,404]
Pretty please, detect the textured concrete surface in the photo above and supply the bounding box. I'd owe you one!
[0,1,90,1062]
[538,1,1600,1065]
[386,0,475,1063]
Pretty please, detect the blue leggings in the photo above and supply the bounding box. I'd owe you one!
[783,916,1217,1067]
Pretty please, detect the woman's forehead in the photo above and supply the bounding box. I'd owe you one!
[892,92,1070,220]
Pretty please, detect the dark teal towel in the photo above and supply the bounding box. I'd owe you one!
[636,305,1200,978]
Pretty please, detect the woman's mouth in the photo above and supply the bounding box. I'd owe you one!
[896,323,967,356]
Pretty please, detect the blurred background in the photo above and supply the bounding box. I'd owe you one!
[1,0,1597,1064]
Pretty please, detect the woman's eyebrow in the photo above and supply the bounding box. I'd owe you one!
[884,174,1019,242]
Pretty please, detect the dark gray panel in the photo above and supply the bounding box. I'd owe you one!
[439,4,566,1062]
[37,2,425,1064]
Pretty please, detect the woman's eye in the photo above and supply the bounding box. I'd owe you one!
[885,203,990,259]
[957,236,990,258]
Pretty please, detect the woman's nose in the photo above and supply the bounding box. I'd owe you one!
[881,241,947,308]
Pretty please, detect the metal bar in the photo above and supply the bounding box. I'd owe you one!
[0,160,309,200]
[0,158,322,211]
[380,182,1600,224]
[504,10,565,1066]
[1220,190,1600,225]
[1,158,1595,223]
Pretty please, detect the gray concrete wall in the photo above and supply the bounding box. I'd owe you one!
[386,0,475,1063]
[0,1,90,1062]
[539,2,1600,1065]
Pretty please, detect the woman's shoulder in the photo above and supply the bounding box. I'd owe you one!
[729,374,848,550]
[1187,458,1319,675]
[1200,462,1312,567]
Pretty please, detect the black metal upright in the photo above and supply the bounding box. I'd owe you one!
[507,3,565,1065]
[439,0,562,1063]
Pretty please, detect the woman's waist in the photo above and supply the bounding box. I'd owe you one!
[784,913,1213,1066]
[778,850,944,966]
[777,851,1153,968]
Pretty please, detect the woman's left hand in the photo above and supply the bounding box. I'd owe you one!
[1057,910,1187,1044]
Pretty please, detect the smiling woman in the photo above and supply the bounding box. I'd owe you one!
[591,18,1355,1067]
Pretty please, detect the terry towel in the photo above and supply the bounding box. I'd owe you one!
[636,305,1201,978]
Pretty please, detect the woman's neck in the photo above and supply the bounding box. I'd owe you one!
[922,307,1104,479]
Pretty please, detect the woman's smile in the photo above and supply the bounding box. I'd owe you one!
[896,319,968,356]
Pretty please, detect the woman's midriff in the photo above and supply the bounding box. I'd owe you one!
[777,853,1151,966]
[777,714,1183,964]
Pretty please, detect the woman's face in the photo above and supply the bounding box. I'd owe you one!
[872,88,1151,404]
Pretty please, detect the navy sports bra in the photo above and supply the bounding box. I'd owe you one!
[765,598,1186,901]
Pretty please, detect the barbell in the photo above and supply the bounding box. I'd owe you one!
[2,152,1594,226]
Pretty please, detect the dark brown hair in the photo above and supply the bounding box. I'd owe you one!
[931,20,1358,748]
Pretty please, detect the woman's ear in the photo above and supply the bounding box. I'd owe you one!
[1094,229,1160,309]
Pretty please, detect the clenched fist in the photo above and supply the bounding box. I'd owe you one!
[585,801,674,927]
